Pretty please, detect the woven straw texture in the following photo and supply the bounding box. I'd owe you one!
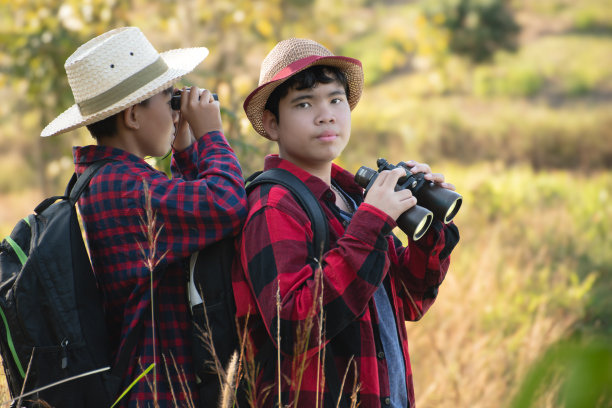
[41,27,208,137]
[244,38,363,138]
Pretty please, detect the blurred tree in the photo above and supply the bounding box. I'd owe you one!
[0,0,130,194]
[422,0,520,63]
[1,0,440,189]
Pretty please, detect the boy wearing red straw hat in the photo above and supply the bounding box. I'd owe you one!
[42,27,247,407]
[233,38,459,407]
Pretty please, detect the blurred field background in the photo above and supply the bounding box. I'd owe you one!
[1,0,611,406]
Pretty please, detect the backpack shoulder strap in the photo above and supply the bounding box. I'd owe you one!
[246,168,329,258]
[33,160,111,215]
[68,160,111,205]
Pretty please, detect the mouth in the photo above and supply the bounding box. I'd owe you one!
[317,131,338,142]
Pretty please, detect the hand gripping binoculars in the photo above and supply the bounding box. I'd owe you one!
[170,90,218,110]
[355,158,462,241]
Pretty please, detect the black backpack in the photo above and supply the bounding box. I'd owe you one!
[0,160,137,407]
[189,168,330,407]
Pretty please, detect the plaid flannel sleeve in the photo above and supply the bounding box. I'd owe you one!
[143,131,247,265]
[389,220,460,321]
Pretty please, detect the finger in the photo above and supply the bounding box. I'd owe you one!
[373,169,389,187]
[179,86,190,110]
[199,89,213,104]
[382,167,406,188]
[400,196,417,207]
[395,188,414,200]
[411,163,432,174]
[425,172,445,183]
[188,86,201,104]
[440,182,456,191]
[396,194,417,212]
[403,160,416,168]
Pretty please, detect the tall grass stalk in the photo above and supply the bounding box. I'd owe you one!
[160,355,177,404]
[16,348,34,408]
[238,310,273,408]
[169,351,196,408]
[276,284,282,408]
[220,351,239,408]
[193,296,227,388]
[288,266,325,406]
[137,179,168,407]
[315,267,325,408]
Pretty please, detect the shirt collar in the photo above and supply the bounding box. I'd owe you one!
[263,155,364,201]
[73,145,152,169]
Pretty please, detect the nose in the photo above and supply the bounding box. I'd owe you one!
[316,105,335,125]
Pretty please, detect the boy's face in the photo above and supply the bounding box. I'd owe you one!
[263,79,351,172]
[132,91,176,157]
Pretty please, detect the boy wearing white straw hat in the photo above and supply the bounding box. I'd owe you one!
[42,27,247,407]
[232,38,459,407]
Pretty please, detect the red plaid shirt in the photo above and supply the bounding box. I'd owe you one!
[73,131,247,407]
[232,155,459,408]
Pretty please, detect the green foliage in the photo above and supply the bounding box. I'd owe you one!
[458,166,612,352]
[473,65,544,97]
[339,6,419,85]
[422,0,520,62]
[471,35,612,98]
[510,338,612,408]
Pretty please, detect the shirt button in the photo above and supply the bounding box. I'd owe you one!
[384,397,391,405]
[377,351,385,359]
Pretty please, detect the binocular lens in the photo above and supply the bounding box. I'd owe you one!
[413,211,433,241]
[444,197,462,224]
[415,183,462,224]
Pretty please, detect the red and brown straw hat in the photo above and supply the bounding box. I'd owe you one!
[243,38,364,138]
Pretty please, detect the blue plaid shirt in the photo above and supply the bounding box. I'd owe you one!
[73,131,247,407]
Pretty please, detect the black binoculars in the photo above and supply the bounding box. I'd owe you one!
[171,91,218,111]
[355,158,462,241]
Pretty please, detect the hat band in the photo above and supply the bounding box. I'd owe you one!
[269,55,322,82]
[77,57,169,116]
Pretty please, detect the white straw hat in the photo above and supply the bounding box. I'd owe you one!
[243,38,363,139]
[41,27,209,137]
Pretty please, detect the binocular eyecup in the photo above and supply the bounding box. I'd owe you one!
[354,158,462,241]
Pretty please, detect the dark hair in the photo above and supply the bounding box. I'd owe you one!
[264,65,349,123]
[86,87,173,140]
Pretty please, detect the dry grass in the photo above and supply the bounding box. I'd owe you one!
[406,230,578,407]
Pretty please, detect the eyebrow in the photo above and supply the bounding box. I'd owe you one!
[289,89,347,104]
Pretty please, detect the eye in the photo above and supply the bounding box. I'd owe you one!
[296,102,311,108]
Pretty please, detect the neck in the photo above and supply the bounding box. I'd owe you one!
[98,132,143,158]
[284,158,333,185]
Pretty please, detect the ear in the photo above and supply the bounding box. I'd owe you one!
[262,110,279,141]
[121,106,140,131]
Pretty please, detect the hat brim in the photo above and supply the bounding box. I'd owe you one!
[41,47,209,137]
[243,55,363,139]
